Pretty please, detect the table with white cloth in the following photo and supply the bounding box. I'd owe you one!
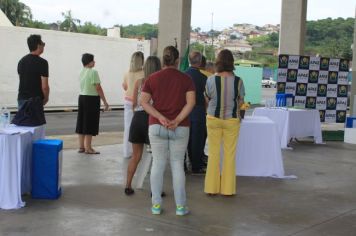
[0,125,45,210]
[253,107,323,149]
[235,116,287,178]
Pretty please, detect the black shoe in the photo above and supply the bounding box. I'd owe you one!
[191,169,206,175]
[125,187,134,195]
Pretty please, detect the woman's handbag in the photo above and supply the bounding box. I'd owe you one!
[12,97,46,126]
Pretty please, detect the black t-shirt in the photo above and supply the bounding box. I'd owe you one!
[17,54,49,100]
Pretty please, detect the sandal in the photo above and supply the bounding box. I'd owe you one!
[78,148,85,153]
[125,187,134,195]
[85,149,100,155]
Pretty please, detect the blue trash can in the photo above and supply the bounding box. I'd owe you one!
[32,139,63,199]
[346,117,356,128]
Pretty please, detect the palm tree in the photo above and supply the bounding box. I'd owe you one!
[0,0,32,26]
[60,10,80,32]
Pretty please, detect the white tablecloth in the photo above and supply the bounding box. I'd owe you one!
[236,116,287,178]
[253,108,323,149]
[0,125,45,210]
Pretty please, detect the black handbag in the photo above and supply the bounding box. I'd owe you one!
[12,97,46,126]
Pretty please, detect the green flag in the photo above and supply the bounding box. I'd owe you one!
[179,45,190,72]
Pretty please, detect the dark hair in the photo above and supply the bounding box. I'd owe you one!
[27,34,44,52]
[162,46,179,66]
[82,53,94,66]
[144,56,161,78]
[215,49,235,72]
[200,55,207,68]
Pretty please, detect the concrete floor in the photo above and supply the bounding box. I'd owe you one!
[1,140,356,236]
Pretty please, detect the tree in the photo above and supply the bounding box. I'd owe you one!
[78,22,106,36]
[60,10,80,32]
[0,0,32,26]
[190,42,216,61]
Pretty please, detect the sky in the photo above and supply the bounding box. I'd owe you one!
[21,0,355,31]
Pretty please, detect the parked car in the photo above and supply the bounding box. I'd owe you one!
[262,77,277,88]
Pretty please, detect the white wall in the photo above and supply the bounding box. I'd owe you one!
[0,26,150,109]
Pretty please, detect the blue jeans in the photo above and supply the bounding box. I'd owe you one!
[149,124,189,206]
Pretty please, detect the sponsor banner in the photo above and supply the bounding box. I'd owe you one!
[309,57,320,70]
[329,58,340,71]
[308,70,319,83]
[287,69,298,82]
[325,110,336,123]
[285,82,297,95]
[294,96,306,108]
[316,97,327,110]
[299,56,310,70]
[305,96,317,109]
[337,84,348,97]
[336,110,347,123]
[339,59,349,72]
[278,54,349,123]
[288,55,300,69]
[297,69,309,83]
[277,69,288,82]
[296,83,307,96]
[307,83,318,97]
[279,55,289,68]
[326,97,337,110]
[337,72,349,85]
[326,84,338,98]
[277,82,286,94]
[336,97,348,110]
[318,71,329,84]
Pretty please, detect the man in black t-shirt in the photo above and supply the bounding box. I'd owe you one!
[17,34,50,109]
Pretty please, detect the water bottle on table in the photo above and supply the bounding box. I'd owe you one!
[0,107,11,128]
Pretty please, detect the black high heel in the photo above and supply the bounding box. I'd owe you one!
[125,187,134,195]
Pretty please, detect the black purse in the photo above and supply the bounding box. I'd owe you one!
[12,97,46,126]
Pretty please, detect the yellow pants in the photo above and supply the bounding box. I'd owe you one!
[204,115,240,195]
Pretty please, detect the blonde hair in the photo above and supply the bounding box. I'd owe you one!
[144,56,161,79]
[129,51,144,72]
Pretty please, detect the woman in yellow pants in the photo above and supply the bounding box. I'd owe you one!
[204,49,245,196]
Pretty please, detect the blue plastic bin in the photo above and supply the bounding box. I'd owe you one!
[346,117,356,128]
[32,139,63,199]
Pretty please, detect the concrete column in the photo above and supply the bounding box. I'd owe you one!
[350,8,356,116]
[279,0,307,55]
[158,0,191,60]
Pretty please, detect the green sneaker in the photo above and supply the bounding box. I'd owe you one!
[151,204,161,215]
[176,205,189,216]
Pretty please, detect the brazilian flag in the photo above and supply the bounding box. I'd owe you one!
[179,44,190,72]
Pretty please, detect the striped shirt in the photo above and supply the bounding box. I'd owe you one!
[205,75,245,119]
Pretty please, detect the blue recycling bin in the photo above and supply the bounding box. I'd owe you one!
[32,139,63,199]
[346,117,356,128]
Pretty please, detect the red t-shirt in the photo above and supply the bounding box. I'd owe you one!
[142,67,195,126]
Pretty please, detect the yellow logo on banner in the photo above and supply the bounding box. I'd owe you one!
[300,57,309,68]
[279,56,288,67]
[306,97,316,107]
[321,58,329,68]
[329,72,338,82]
[327,98,336,107]
[309,71,318,82]
[339,85,347,96]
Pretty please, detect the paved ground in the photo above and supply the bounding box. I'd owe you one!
[1,135,356,235]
